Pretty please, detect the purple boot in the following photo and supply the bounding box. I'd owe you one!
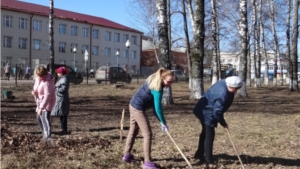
[122,154,136,163]
[143,161,158,169]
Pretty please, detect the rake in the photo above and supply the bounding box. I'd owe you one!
[226,128,245,169]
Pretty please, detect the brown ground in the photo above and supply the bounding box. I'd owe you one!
[1,80,300,169]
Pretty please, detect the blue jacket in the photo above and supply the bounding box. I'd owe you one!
[193,79,234,127]
[130,82,166,124]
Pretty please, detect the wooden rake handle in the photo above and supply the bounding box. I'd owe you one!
[166,130,194,169]
[226,128,245,169]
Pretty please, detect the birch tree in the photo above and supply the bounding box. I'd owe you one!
[156,0,172,105]
[261,2,269,86]
[237,0,248,97]
[211,0,219,85]
[255,0,261,87]
[251,0,258,87]
[49,0,55,75]
[290,0,299,90]
[187,0,205,99]
[286,0,292,87]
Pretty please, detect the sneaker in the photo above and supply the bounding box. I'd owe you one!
[122,154,136,163]
[143,161,158,169]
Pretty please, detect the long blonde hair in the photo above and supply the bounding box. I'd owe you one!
[146,68,174,91]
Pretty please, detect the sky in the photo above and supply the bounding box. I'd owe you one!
[19,0,134,28]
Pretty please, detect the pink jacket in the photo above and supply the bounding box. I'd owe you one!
[33,72,56,112]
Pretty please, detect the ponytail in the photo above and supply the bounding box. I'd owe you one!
[146,68,173,91]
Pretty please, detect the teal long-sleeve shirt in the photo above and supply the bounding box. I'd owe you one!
[151,90,166,125]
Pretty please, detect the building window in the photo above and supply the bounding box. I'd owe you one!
[19,38,27,49]
[123,49,128,58]
[92,29,99,39]
[71,25,78,36]
[70,43,78,52]
[3,15,13,27]
[269,65,274,70]
[131,51,136,59]
[82,45,88,54]
[105,47,111,56]
[228,59,232,62]
[59,42,66,53]
[19,17,27,29]
[131,36,137,45]
[3,36,12,48]
[33,39,41,50]
[32,59,40,68]
[33,20,41,31]
[123,34,129,43]
[92,62,99,70]
[114,33,120,42]
[92,46,99,55]
[59,24,66,34]
[105,31,111,41]
[83,27,89,37]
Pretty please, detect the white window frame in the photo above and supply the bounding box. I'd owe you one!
[3,36,12,48]
[3,15,13,27]
[105,47,111,56]
[123,49,128,58]
[114,33,120,42]
[19,38,27,49]
[19,17,27,29]
[131,50,136,59]
[131,36,137,45]
[59,24,66,34]
[105,31,111,41]
[269,65,274,70]
[59,42,66,53]
[92,29,99,39]
[33,39,41,50]
[123,34,129,43]
[83,27,89,37]
[92,46,99,55]
[33,20,41,31]
[71,25,78,36]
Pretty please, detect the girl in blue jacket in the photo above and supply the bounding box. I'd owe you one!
[122,68,174,169]
[193,76,243,166]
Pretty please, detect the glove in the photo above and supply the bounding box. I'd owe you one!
[161,123,168,132]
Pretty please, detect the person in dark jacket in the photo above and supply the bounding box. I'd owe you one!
[51,66,70,134]
[122,68,174,169]
[193,76,243,166]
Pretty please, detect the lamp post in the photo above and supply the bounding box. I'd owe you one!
[125,40,131,83]
[84,50,89,85]
[116,50,119,66]
[72,47,77,69]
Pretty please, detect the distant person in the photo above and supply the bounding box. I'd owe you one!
[25,65,30,80]
[74,67,77,73]
[13,67,16,76]
[18,67,23,80]
[122,68,174,169]
[193,76,243,167]
[51,67,70,134]
[4,63,10,81]
[32,66,56,139]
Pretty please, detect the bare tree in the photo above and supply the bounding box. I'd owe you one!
[211,0,219,85]
[261,1,269,86]
[255,0,261,87]
[286,0,292,88]
[49,0,54,75]
[237,0,248,97]
[187,0,205,99]
[290,0,299,90]
[251,0,258,87]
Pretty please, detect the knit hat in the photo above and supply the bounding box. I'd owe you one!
[56,66,68,75]
[225,76,243,88]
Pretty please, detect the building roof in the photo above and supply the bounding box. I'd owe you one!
[1,0,143,34]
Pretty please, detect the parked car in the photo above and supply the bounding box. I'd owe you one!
[95,66,131,84]
[46,64,83,84]
[171,70,188,83]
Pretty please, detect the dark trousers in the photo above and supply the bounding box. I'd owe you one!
[60,116,68,131]
[196,121,215,163]
[37,111,51,138]
[5,73,10,80]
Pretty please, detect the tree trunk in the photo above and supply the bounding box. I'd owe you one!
[261,14,269,86]
[268,0,280,86]
[290,0,299,90]
[251,0,258,88]
[156,0,172,105]
[181,0,192,89]
[286,0,292,88]
[255,0,261,87]
[189,0,205,100]
[49,0,55,75]
[167,0,171,63]
[237,0,248,98]
[211,0,219,85]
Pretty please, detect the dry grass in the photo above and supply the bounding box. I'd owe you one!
[1,80,300,169]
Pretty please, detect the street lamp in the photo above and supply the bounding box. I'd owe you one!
[72,47,77,70]
[84,50,89,84]
[116,50,119,66]
[125,40,130,83]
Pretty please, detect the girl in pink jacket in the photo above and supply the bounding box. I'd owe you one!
[32,66,55,139]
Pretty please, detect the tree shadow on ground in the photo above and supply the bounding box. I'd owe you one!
[89,126,129,132]
[215,153,300,166]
